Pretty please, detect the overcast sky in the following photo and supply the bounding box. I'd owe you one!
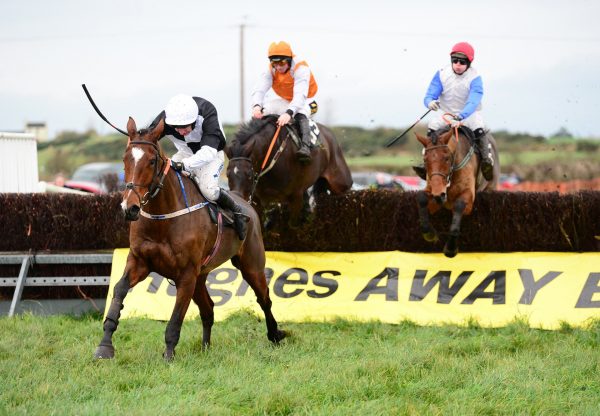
[2,0,599,139]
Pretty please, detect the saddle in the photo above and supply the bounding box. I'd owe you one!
[186,173,235,228]
[432,125,486,158]
[286,120,323,150]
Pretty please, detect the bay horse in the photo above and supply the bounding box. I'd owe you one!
[415,117,500,258]
[94,117,286,361]
[225,115,353,226]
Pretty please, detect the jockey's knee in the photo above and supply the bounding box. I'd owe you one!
[474,128,486,138]
[201,184,220,202]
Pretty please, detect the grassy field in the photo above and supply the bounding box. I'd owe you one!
[1,311,599,415]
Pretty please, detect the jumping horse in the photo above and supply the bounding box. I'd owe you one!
[94,117,286,361]
[415,114,500,257]
[225,115,353,226]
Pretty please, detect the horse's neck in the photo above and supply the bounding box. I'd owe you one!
[253,125,285,167]
[146,171,205,213]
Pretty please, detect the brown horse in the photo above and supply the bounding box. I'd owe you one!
[94,117,286,361]
[415,124,499,257]
[225,115,352,226]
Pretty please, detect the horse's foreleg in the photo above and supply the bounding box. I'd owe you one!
[416,191,438,242]
[241,269,286,343]
[288,193,306,227]
[95,260,148,359]
[94,274,130,359]
[192,275,214,350]
[164,275,195,361]
[444,199,467,258]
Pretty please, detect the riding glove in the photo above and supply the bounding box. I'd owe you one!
[448,115,462,128]
[427,100,440,111]
[252,105,263,119]
[171,160,185,171]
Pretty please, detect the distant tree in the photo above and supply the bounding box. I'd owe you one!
[550,127,573,139]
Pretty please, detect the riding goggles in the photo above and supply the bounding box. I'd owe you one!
[451,57,469,66]
[271,60,290,67]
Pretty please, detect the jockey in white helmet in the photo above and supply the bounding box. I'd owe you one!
[149,94,248,240]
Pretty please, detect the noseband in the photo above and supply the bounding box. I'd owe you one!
[125,140,169,206]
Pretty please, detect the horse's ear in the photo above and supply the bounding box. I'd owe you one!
[415,133,428,147]
[127,117,137,137]
[224,143,232,159]
[149,118,165,142]
[438,130,453,145]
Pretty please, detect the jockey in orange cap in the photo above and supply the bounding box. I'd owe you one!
[414,41,495,181]
[251,41,318,164]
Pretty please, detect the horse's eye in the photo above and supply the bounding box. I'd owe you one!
[150,159,156,166]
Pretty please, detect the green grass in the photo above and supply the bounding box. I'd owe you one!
[1,312,599,415]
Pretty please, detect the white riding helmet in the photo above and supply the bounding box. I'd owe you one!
[165,94,198,126]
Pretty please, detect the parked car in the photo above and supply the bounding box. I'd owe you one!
[498,173,523,190]
[64,162,125,194]
[351,171,425,191]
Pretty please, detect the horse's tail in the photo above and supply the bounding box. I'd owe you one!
[318,124,353,194]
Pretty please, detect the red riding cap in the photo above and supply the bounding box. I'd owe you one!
[450,42,475,62]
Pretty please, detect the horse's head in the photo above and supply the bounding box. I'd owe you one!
[416,129,456,204]
[122,117,167,221]
[225,116,278,200]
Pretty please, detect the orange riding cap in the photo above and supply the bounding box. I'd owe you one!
[271,61,318,101]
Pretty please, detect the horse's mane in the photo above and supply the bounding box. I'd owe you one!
[431,126,475,146]
[228,115,278,157]
[133,128,166,157]
[234,115,278,145]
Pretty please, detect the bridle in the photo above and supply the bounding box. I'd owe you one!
[228,121,287,203]
[125,140,169,206]
[228,156,258,203]
[424,128,475,188]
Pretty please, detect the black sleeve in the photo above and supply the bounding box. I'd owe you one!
[194,97,226,151]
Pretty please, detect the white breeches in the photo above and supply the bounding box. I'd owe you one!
[171,149,224,202]
[428,110,485,132]
[262,92,315,118]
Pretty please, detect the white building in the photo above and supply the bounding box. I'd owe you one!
[25,122,49,142]
[0,132,39,192]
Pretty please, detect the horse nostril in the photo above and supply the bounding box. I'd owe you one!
[125,205,140,221]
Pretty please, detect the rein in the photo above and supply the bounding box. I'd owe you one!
[229,123,287,203]
[425,127,475,186]
[126,140,209,219]
[125,140,169,206]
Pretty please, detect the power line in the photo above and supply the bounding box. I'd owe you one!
[2,23,598,44]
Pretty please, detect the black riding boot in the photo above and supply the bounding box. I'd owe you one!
[475,129,494,181]
[412,129,434,180]
[217,189,249,240]
[294,113,312,164]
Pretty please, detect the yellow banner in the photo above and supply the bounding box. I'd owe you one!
[106,249,600,329]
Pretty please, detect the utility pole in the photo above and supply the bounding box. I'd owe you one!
[239,22,245,123]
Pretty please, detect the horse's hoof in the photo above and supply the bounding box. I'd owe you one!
[94,344,115,359]
[444,247,458,258]
[422,232,438,243]
[163,349,175,362]
[269,329,287,344]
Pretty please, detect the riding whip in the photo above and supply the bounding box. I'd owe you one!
[81,84,128,136]
[385,108,432,148]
